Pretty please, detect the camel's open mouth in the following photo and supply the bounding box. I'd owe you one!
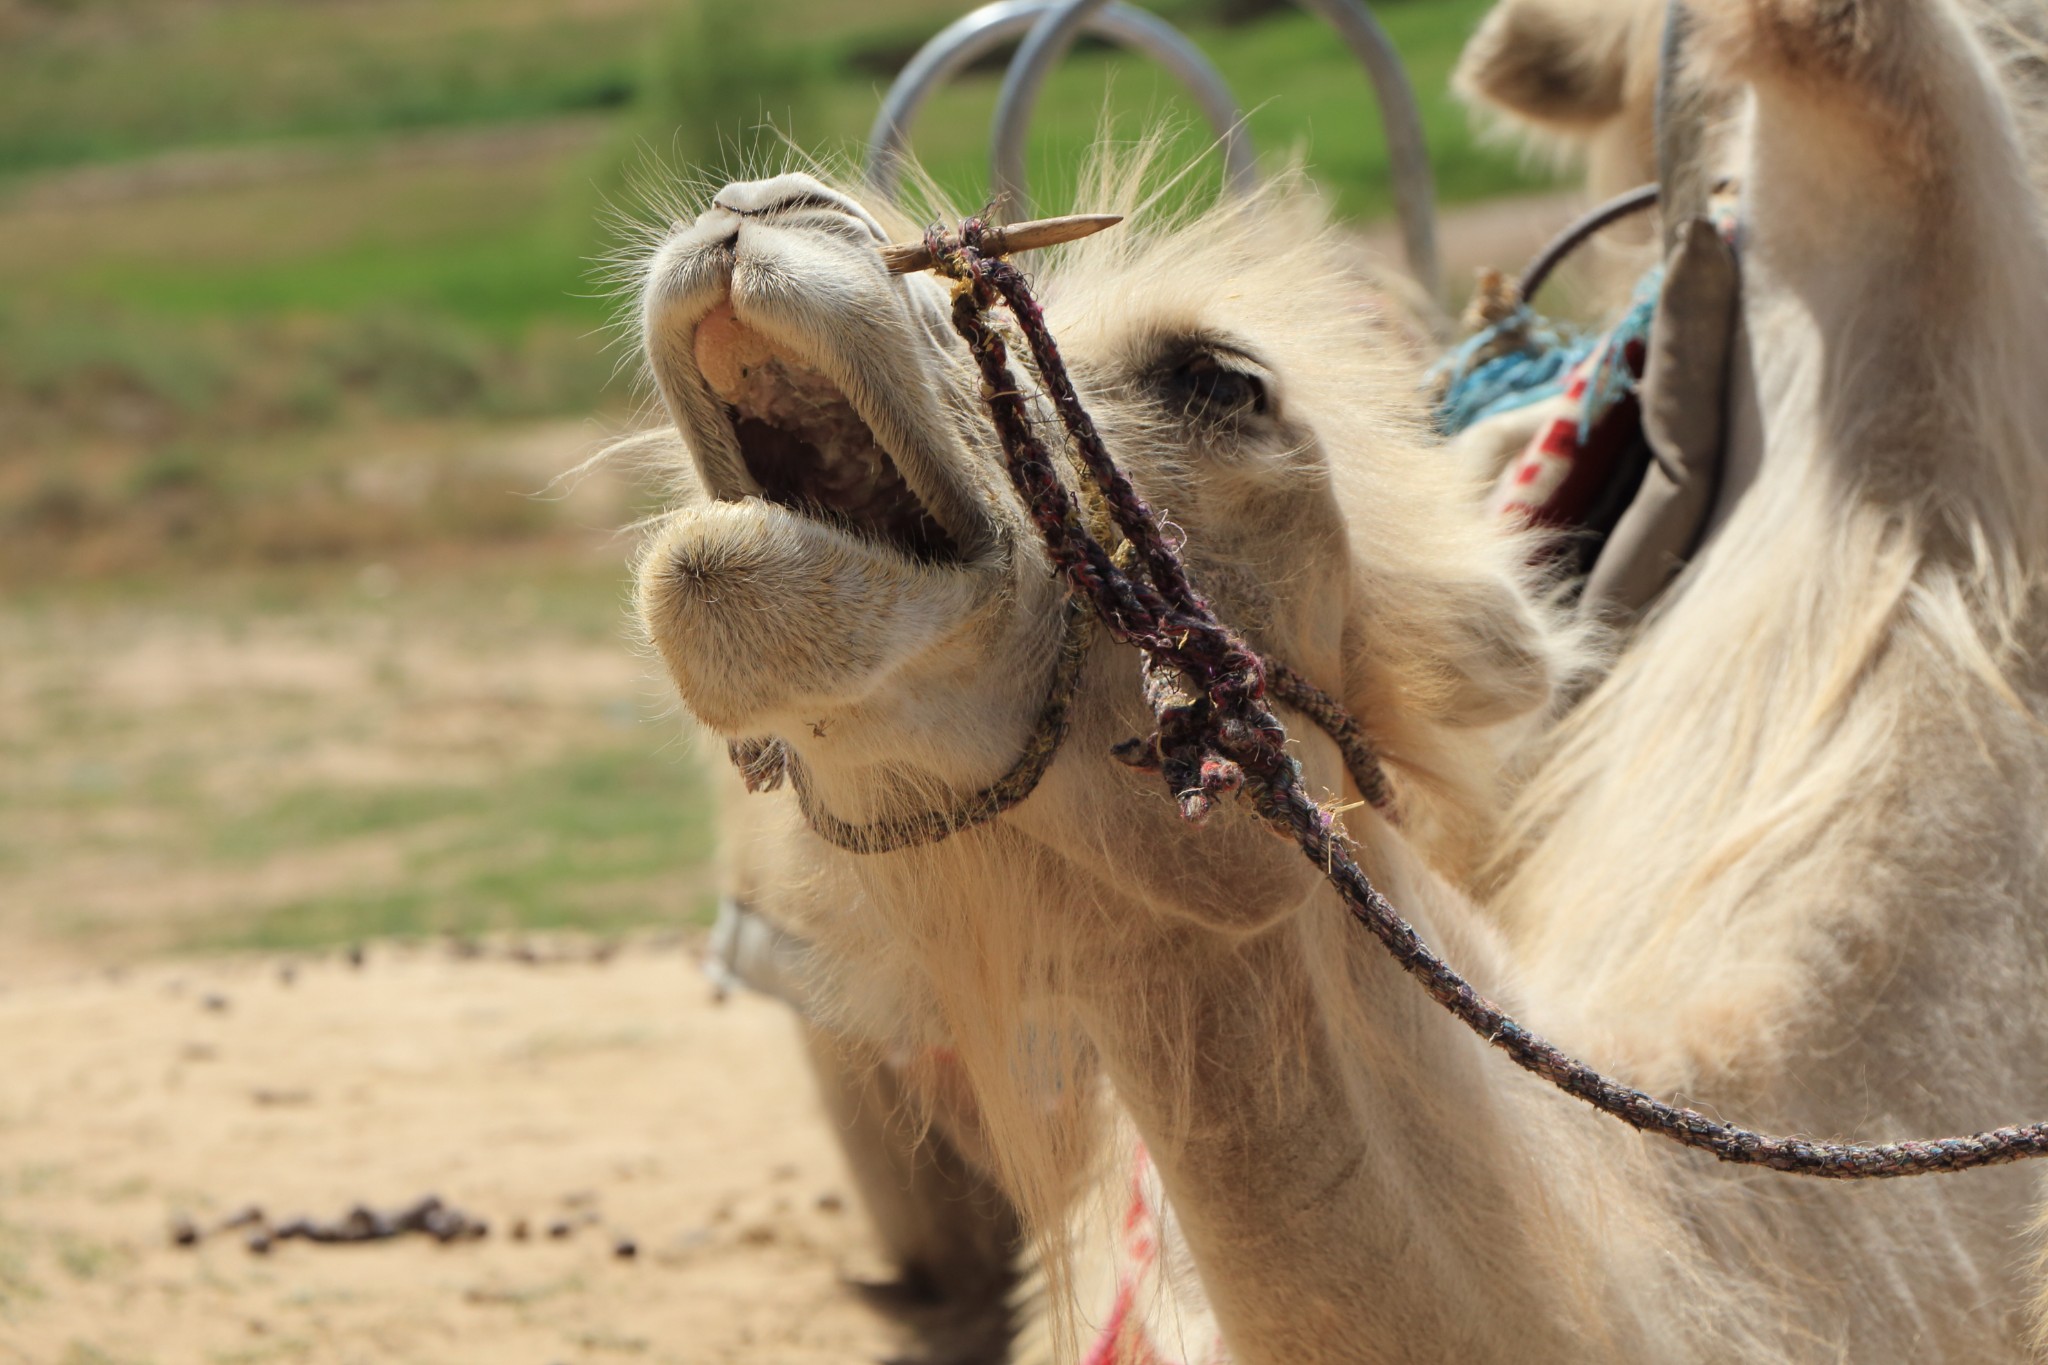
[695,302,961,564]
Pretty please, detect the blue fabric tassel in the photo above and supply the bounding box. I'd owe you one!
[1430,264,1664,440]
[1430,306,1594,437]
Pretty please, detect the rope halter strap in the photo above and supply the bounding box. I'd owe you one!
[729,596,1093,855]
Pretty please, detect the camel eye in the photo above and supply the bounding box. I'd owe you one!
[1163,352,1269,422]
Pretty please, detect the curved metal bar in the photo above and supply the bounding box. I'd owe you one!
[1289,0,1438,300]
[866,0,1253,203]
[992,0,1437,296]
[989,0,1098,216]
[1518,183,1659,301]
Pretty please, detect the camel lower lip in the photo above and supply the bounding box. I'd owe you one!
[634,496,996,735]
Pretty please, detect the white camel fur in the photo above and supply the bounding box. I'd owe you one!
[626,0,2048,1357]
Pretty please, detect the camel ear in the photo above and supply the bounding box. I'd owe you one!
[1455,0,1634,130]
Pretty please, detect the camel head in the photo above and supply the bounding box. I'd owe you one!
[632,165,1571,893]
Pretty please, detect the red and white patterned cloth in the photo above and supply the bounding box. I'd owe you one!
[1486,332,1648,535]
[1084,1146,1229,1365]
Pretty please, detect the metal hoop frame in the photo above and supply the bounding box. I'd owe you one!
[867,0,1439,299]
[987,0,1440,298]
[865,0,1256,201]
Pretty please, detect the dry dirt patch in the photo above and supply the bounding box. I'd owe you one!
[0,942,905,1364]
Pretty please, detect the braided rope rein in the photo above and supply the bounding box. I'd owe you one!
[920,217,2048,1179]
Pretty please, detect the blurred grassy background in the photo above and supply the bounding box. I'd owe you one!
[0,0,1555,965]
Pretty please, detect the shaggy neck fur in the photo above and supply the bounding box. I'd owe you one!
[919,8,2048,1355]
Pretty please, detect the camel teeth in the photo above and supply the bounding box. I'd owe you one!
[882,214,1124,274]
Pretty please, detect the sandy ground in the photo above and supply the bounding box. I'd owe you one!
[0,552,915,1363]
[0,941,914,1365]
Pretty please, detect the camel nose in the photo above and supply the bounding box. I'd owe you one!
[704,173,888,243]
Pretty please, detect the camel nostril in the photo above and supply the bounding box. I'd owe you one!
[709,175,888,242]
[720,192,836,219]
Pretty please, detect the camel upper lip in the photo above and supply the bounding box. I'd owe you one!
[643,206,997,567]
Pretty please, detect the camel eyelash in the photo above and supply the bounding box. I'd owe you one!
[1147,342,1275,423]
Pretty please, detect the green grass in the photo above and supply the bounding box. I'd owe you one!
[0,0,1534,211]
[0,1,654,176]
[1,0,1553,474]
[76,204,603,335]
[0,0,1214,177]
[0,134,612,334]
[187,744,718,953]
[5,0,1545,320]
[0,1216,43,1310]
[53,1232,128,1284]
[58,1345,145,1365]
